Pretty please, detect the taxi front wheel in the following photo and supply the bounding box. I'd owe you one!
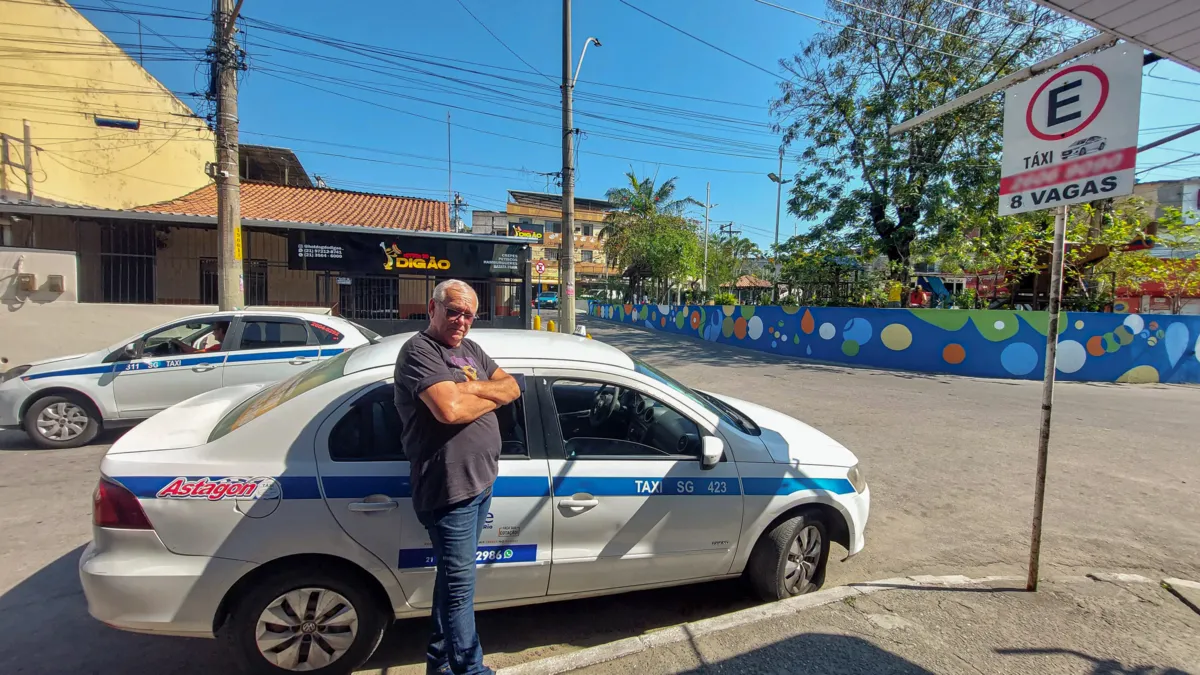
[222,568,387,675]
[23,394,100,449]
[746,512,830,602]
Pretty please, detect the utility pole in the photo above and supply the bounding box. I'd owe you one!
[212,0,245,311]
[772,147,783,252]
[447,111,453,228]
[1026,204,1068,592]
[701,182,718,295]
[560,0,577,335]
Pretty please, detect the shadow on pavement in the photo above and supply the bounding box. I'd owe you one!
[366,579,757,671]
[995,648,1192,675]
[673,633,934,674]
[0,544,758,674]
[0,427,127,452]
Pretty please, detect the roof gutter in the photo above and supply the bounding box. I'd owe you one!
[0,202,528,245]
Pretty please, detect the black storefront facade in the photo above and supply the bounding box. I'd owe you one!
[287,226,534,335]
[0,201,533,336]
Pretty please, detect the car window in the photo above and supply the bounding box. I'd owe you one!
[235,319,312,350]
[140,319,229,358]
[309,321,345,345]
[549,379,702,460]
[632,358,758,435]
[209,350,353,441]
[329,386,405,461]
[343,319,382,343]
[327,382,530,461]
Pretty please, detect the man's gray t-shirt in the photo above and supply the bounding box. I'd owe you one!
[393,331,501,513]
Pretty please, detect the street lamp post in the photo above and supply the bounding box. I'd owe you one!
[767,147,792,300]
[560,0,601,335]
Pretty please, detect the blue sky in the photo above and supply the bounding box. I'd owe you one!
[79,0,1200,250]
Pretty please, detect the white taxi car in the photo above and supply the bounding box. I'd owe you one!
[0,311,378,449]
[81,330,869,675]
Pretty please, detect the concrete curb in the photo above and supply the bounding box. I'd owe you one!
[494,572,1199,675]
[495,574,1019,675]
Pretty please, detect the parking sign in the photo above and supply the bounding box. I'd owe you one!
[999,45,1142,216]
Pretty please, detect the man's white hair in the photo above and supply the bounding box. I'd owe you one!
[431,279,477,304]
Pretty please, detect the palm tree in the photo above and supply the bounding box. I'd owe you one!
[602,171,701,301]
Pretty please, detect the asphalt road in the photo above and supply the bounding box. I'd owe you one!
[2,314,1198,674]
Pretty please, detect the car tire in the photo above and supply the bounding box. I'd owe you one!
[23,394,101,449]
[223,568,388,675]
[746,512,830,602]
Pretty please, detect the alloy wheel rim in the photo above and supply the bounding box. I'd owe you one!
[35,402,88,441]
[255,588,358,671]
[783,525,822,594]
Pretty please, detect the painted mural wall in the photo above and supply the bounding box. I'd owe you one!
[587,303,1200,384]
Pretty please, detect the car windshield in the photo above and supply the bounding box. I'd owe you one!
[633,359,759,435]
[209,349,355,441]
[344,320,382,343]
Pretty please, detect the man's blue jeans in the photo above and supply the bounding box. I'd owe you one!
[416,488,494,675]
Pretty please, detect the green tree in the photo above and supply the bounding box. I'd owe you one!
[1127,207,1200,314]
[603,171,702,301]
[770,0,1077,276]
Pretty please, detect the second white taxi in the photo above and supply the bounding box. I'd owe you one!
[81,330,869,675]
[0,311,379,449]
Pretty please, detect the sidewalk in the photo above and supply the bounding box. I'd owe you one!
[499,574,1200,675]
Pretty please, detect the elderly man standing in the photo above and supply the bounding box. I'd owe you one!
[394,279,520,675]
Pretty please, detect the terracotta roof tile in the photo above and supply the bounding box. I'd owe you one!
[135,181,449,231]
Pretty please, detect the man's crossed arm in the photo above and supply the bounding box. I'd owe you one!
[419,368,521,425]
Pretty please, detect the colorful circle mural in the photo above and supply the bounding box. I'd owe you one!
[1056,340,1086,374]
[748,316,764,340]
[880,324,912,351]
[843,318,873,345]
[819,323,836,340]
[1001,343,1039,376]
[842,340,860,356]
[734,317,748,339]
[943,344,966,365]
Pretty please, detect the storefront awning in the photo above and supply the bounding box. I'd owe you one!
[1033,1,1200,73]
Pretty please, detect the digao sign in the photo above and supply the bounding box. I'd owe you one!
[287,229,525,279]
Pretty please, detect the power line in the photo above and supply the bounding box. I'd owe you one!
[752,0,990,64]
[1137,152,1200,176]
[829,0,1000,47]
[1147,74,1200,87]
[451,0,555,83]
[1144,91,1200,104]
[614,0,780,79]
[932,0,1072,38]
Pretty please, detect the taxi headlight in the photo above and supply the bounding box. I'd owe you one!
[846,464,867,494]
[1,365,30,384]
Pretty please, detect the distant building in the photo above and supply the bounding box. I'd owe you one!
[501,190,621,293]
[471,210,508,236]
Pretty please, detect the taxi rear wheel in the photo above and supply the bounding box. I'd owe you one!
[23,394,100,449]
[223,569,387,675]
[746,512,830,602]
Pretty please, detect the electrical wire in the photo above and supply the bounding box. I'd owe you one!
[614,0,780,79]
[828,0,1000,46]
[1136,152,1200,176]
[751,0,990,64]
[451,0,555,84]
[1144,91,1200,104]
[932,0,1072,39]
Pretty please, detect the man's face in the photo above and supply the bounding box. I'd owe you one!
[214,323,227,341]
[428,289,478,347]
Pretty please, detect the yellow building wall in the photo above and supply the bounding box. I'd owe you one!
[0,0,214,208]
[505,201,619,285]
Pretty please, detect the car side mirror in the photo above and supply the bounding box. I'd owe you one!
[701,436,725,469]
[123,342,138,358]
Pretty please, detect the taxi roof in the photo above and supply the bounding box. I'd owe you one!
[343,329,636,374]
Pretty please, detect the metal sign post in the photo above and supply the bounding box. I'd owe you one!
[535,260,546,318]
[1027,203,1067,592]
[997,44,1141,591]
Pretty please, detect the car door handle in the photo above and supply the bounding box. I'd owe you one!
[348,500,398,513]
[558,497,599,509]
[192,364,216,373]
[289,357,311,365]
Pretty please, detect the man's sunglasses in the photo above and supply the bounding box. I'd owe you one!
[442,305,476,323]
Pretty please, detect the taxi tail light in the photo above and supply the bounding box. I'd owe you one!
[93,476,153,530]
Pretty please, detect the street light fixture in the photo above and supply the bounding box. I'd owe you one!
[767,149,793,300]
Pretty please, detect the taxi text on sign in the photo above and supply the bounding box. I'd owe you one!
[999,45,1141,216]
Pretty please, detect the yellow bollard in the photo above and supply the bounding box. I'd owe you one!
[547,320,556,332]
[533,315,541,331]
[586,333,592,339]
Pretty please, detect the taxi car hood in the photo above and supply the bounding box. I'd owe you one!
[24,349,104,372]
[107,384,263,453]
[703,392,858,467]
